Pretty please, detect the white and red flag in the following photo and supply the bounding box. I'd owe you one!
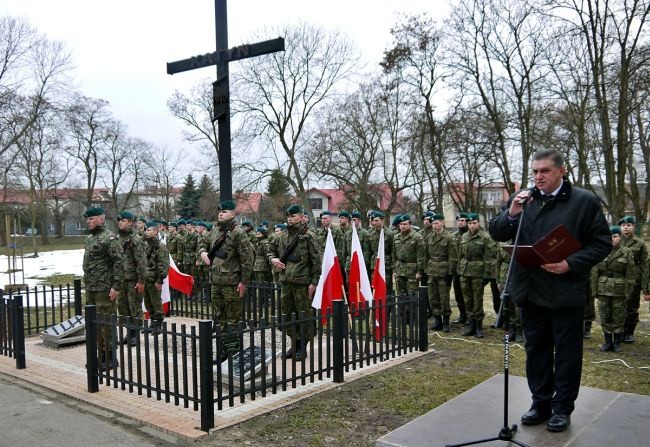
[348,224,373,313]
[144,251,194,319]
[371,229,387,340]
[312,228,344,324]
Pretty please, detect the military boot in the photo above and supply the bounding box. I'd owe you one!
[515,326,526,343]
[453,310,467,325]
[283,339,298,359]
[612,333,623,353]
[294,338,308,360]
[104,351,118,370]
[475,320,484,338]
[600,333,613,352]
[583,321,592,339]
[462,319,476,336]
[431,315,443,331]
[127,328,138,347]
[442,316,450,333]
[623,323,636,343]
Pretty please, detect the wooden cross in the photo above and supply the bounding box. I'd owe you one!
[167,0,285,201]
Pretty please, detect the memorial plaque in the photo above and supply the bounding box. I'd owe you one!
[41,315,86,348]
[214,345,278,385]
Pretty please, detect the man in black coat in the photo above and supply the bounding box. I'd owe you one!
[489,149,610,433]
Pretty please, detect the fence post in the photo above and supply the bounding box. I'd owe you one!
[74,279,82,316]
[12,295,26,369]
[418,285,429,352]
[333,300,344,383]
[85,305,99,393]
[199,320,214,432]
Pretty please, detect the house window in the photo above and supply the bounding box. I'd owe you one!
[309,198,323,210]
[75,221,83,231]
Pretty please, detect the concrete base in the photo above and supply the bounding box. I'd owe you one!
[377,374,650,447]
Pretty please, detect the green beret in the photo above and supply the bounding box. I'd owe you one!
[145,221,158,229]
[150,218,161,224]
[83,207,104,218]
[351,210,362,219]
[391,215,402,226]
[466,213,480,222]
[338,210,351,219]
[285,204,303,215]
[169,221,178,228]
[206,223,213,231]
[422,211,434,219]
[117,210,135,220]
[261,220,269,226]
[610,225,621,235]
[218,199,236,211]
[256,226,268,234]
[399,214,411,223]
[160,220,168,226]
[275,223,287,230]
[456,212,468,220]
[370,210,385,219]
[137,216,147,223]
[432,213,445,221]
[242,220,252,227]
[617,216,635,225]
[177,219,186,225]
[320,211,333,217]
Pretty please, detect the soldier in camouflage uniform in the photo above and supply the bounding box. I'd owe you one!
[392,214,425,296]
[176,220,187,274]
[344,211,368,272]
[338,211,353,287]
[143,222,170,329]
[183,221,198,280]
[419,211,435,318]
[269,205,321,360]
[253,227,273,282]
[199,200,254,359]
[642,255,650,310]
[242,221,256,244]
[618,216,648,343]
[458,213,496,338]
[167,222,179,265]
[136,217,146,236]
[116,211,146,346]
[316,211,343,253]
[424,213,457,332]
[496,242,524,343]
[271,223,287,283]
[591,226,635,352]
[194,222,211,300]
[82,207,124,369]
[363,211,394,295]
[452,213,469,325]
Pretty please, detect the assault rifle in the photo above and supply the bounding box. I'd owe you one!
[207,221,236,263]
[279,223,309,264]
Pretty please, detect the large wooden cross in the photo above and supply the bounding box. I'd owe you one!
[167,0,284,201]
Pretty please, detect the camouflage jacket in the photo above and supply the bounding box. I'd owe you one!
[118,227,146,282]
[144,236,170,284]
[268,222,321,285]
[620,234,648,283]
[641,257,650,294]
[457,229,496,278]
[176,230,186,265]
[392,230,425,277]
[183,231,199,265]
[198,220,254,286]
[425,230,457,277]
[337,226,352,269]
[83,226,125,291]
[591,244,635,298]
[316,225,343,253]
[166,231,178,258]
[363,227,394,273]
[252,236,272,274]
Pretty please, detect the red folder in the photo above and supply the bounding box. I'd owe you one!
[503,224,582,268]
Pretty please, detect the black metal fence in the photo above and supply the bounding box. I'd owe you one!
[86,284,430,432]
[0,295,26,369]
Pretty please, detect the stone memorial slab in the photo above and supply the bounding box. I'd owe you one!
[213,345,279,390]
[41,315,86,348]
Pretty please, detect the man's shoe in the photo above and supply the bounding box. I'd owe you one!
[546,414,570,432]
[521,408,551,426]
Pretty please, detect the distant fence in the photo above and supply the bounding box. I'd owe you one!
[86,286,430,432]
[0,295,26,369]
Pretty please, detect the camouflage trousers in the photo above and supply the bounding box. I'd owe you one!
[460,276,485,320]
[143,281,164,323]
[211,284,241,329]
[395,276,419,296]
[118,280,143,324]
[87,290,116,357]
[597,295,626,334]
[584,288,596,323]
[624,285,642,325]
[253,270,273,283]
[428,276,451,317]
[281,282,315,341]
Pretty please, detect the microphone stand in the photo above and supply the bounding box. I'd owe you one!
[446,200,531,447]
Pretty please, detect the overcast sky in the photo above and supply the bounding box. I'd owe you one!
[2,0,450,159]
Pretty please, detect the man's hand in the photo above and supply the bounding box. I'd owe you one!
[271,258,286,270]
[155,282,163,292]
[541,260,570,275]
[109,288,119,302]
[308,284,316,298]
[200,252,211,265]
[643,293,650,302]
[237,282,246,298]
[135,282,144,294]
[508,190,532,217]
[415,272,421,280]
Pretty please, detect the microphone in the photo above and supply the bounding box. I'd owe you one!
[516,187,536,205]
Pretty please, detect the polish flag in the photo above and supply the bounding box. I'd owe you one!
[348,224,373,313]
[371,229,387,340]
[143,248,194,319]
[312,228,344,324]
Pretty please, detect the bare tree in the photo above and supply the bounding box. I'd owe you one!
[142,146,184,221]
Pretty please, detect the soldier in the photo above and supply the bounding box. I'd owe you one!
[452,212,469,325]
[82,207,124,369]
[167,222,179,266]
[136,216,146,236]
[363,211,394,295]
[618,216,648,343]
[316,211,342,252]
[176,220,187,274]
[425,213,457,332]
[419,211,435,318]
[116,211,146,346]
[338,211,353,285]
[458,213,496,338]
[242,221,256,243]
[271,223,287,283]
[183,220,198,280]
[392,214,426,296]
[199,200,254,359]
[268,205,321,360]
[253,226,273,282]
[591,226,635,352]
[143,221,169,330]
[158,220,168,242]
[497,242,524,343]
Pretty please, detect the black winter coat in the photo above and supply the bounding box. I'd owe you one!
[489,179,611,309]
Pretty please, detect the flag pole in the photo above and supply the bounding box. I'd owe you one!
[341,285,359,355]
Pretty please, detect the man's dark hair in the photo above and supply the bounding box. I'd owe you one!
[532,149,565,168]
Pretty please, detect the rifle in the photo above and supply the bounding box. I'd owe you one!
[207,221,236,263]
[279,223,309,264]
